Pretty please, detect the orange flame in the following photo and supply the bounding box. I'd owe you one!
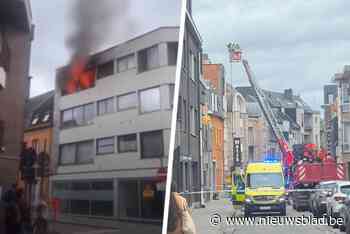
[64,58,95,95]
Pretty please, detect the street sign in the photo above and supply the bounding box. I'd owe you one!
[233,137,242,167]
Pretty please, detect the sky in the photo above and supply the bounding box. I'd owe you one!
[29,0,181,97]
[193,0,350,111]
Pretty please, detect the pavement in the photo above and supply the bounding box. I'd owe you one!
[192,198,344,234]
[47,220,161,234]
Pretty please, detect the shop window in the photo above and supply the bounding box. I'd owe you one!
[71,200,90,215]
[168,42,178,66]
[96,137,115,155]
[91,181,113,190]
[138,45,159,72]
[139,87,161,113]
[97,61,114,79]
[117,92,137,111]
[117,54,135,72]
[140,130,163,159]
[98,97,114,115]
[118,134,137,153]
[91,201,113,216]
[71,181,90,191]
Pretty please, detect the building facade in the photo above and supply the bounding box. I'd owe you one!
[22,90,54,202]
[322,84,338,157]
[173,2,202,207]
[202,58,225,192]
[333,66,350,178]
[52,27,178,221]
[0,0,33,186]
[224,84,248,184]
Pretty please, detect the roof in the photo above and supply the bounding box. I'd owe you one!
[236,86,313,112]
[24,91,54,131]
[246,102,261,117]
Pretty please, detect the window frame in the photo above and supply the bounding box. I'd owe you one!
[96,136,115,155]
[117,92,138,111]
[139,86,161,114]
[59,140,94,165]
[96,60,115,80]
[117,53,135,73]
[61,103,95,128]
[97,97,115,116]
[117,133,138,153]
[140,130,164,159]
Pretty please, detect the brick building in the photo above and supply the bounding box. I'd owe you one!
[0,0,33,186]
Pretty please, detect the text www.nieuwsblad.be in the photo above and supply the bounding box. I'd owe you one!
[209,214,344,226]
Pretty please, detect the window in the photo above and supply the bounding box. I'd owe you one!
[189,52,195,80]
[168,42,178,65]
[98,97,114,115]
[59,141,93,165]
[96,137,115,155]
[76,141,94,163]
[32,139,39,153]
[71,200,90,215]
[344,122,350,152]
[140,130,163,158]
[117,92,137,111]
[60,144,76,165]
[61,103,95,128]
[169,84,175,108]
[0,120,4,148]
[32,115,39,125]
[342,83,350,104]
[117,54,135,72]
[139,87,161,113]
[97,61,114,79]
[190,107,195,135]
[118,134,137,153]
[138,45,159,72]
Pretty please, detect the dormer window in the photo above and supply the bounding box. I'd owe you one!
[42,113,50,122]
[31,116,39,125]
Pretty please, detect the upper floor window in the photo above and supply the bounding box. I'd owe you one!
[97,61,114,79]
[168,42,178,66]
[61,103,95,128]
[117,54,135,72]
[342,83,350,104]
[138,45,159,72]
[117,92,137,111]
[118,134,137,153]
[190,106,195,135]
[96,137,115,155]
[139,87,161,113]
[60,140,94,165]
[98,97,115,116]
[140,130,163,158]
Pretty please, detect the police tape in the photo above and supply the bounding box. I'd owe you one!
[178,188,331,195]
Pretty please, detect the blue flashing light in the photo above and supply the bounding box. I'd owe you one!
[263,154,281,163]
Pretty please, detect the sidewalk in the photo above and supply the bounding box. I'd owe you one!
[48,220,162,234]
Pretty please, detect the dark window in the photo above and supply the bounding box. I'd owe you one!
[97,61,114,79]
[76,141,93,163]
[96,137,115,155]
[71,200,90,215]
[118,134,137,153]
[0,120,4,148]
[168,42,178,65]
[140,130,163,158]
[91,181,113,190]
[138,45,159,72]
[98,97,114,116]
[91,201,113,216]
[71,181,90,191]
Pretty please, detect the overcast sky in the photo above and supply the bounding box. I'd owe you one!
[30,0,180,97]
[193,0,350,111]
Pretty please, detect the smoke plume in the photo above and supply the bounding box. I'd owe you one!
[67,0,130,59]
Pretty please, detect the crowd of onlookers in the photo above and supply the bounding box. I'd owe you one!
[0,184,48,234]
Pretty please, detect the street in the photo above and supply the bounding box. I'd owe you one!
[192,199,343,234]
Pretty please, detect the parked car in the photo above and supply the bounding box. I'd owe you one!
[309,181,338,217]
[326,182,350,229]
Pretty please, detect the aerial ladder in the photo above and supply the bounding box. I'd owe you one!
[241,59,294,188]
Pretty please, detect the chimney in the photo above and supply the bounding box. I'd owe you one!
[284,88,293,100]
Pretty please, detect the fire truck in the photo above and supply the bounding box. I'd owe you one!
[230,44,345,211]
